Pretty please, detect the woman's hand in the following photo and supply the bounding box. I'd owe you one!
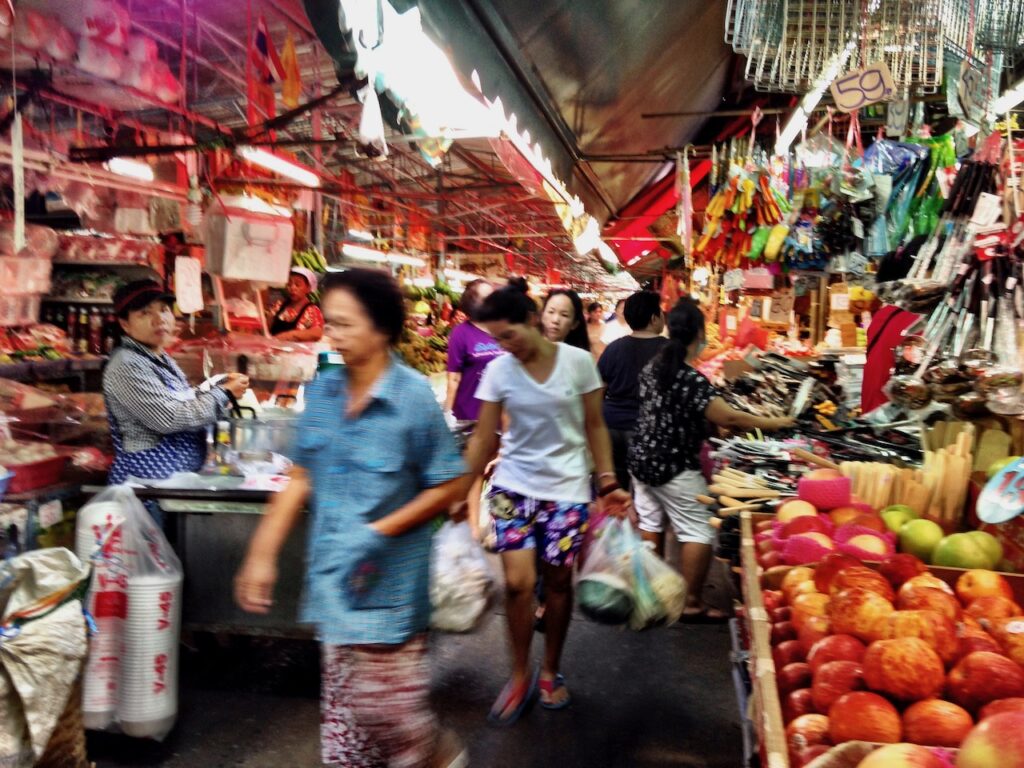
[221,373,249,399]
[766,416,796,431]
[234,555,278,614]
[599,487,635,523]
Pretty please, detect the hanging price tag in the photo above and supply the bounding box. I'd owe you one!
[830,292,851,311]
[959,61,989,124]
[175,256,204,315]
[885,100,909,137]
[830,61,897,113]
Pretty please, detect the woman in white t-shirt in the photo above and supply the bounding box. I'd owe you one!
[465,285,633,726]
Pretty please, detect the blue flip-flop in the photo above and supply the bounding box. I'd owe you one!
[488,668,539,726]
[539,673,572,710]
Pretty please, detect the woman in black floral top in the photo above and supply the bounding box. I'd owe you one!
[628,298,793,620]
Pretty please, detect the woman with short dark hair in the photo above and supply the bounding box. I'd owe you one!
[464,285,632,724]
[445,279,500,423]
[236,268,468,767]
[540,289,590,352]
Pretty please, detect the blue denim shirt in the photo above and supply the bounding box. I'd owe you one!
[291,359,465,645]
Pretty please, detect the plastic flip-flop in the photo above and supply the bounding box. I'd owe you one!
[488,668,539,726]
[539,673,572,711]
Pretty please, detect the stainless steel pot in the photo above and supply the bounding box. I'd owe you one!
[227,403,296,458]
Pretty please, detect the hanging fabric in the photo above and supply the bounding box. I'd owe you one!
[675,148,694,263]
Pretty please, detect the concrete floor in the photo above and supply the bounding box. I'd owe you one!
[89,559,744,768]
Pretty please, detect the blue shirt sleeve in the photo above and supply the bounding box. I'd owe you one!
[412,387,467,488]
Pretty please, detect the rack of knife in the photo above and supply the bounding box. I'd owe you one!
[883,156,1024,419]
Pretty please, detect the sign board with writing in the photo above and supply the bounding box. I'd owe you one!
[959,60,989,124]
[830,61,897,112]
[978,458,1024,523]
[886,100,909,137]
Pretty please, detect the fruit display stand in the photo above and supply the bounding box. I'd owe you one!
[740,508,1024,767]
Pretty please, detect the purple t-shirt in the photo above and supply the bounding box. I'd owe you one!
[447,322,503,420]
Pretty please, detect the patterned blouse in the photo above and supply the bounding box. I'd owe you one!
[268,300,325,330]
[628,361,718,487]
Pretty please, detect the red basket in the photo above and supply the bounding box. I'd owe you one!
[7,454,70,494]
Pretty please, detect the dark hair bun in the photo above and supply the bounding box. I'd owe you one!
[507,276,529,294]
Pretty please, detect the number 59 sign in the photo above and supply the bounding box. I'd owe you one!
[830,61,897,113]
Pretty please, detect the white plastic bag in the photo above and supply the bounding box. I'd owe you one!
[429,521,494,633]
[76,485,182,740]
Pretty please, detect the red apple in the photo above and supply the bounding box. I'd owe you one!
[771,606,792,623]
[828,588,895,643]
[897,584,963,622]
[771,621,797,645]
[904,573,955,595]
[830,506,865,527]
[963,615,984,630]
[857,743,945,768]
[986,617,1024,667]
[811,660,864,713]
[797,615,832,654]
[808,634,867,673]
[957,711,1024,768]
[967,596,1023,622]
[783,567,818,604]
[756,519,775,533]
[763,590,784,613]
[773,639,806,671]
[979,698,1024,721]
[760,551,785,569]
[831,566,896,601]
[778,500,818,523]
[957,570,1016,605]
[948,651,1024,712]
[785,713,831,755]
[758,538,776,555]
[956,624,1004,660]
[850,514,889,534]
[777,662,813,698]
[862,637,945,702]
[883,609,959,665]
[878,553,929,589]
[813,552,862,594]
[782,515,832,539]
[783,688,816,724]
[807,469,842,480]
[828,691,902,744]
[902,699,974,747]
[791,593,831,631]
[791,745,831,767]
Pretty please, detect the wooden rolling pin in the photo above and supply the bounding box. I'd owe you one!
[708,484,784,499]
[791,448,840,470]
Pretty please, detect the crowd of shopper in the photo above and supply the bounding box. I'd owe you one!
[229,269,791,767]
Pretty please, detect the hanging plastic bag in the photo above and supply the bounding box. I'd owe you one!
[76,485,182,740]
[629,542,688,630]
[429,521,495,633]
[576,517,634,625]
[0,548,90,768]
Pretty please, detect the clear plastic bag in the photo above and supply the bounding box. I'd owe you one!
[76,485,182,740]
[629,544,688,631]
[429,521,495,633]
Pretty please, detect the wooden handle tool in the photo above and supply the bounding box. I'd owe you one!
[791,448,841,470]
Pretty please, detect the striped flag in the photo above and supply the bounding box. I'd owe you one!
[250,14,285,85]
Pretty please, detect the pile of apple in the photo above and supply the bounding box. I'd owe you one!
[765,552,1024,767]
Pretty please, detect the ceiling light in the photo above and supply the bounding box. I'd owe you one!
[342,243,426,268]
[237,146,320,187]
[104,157,155,182]
[444,268,484,283]
[347,228,374,242]
[991,77,1024,116]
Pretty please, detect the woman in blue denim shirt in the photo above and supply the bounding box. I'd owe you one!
[235,269,468,768]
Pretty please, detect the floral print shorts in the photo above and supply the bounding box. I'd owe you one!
[487,485,590,567]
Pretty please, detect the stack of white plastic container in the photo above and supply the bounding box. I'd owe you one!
[76,490,183,739]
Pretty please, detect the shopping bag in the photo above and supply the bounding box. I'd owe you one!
[76,485,182,740]
[629,543,687,630]
[576,518,635,625]
[429,521,495,633]
[0,548,90,768]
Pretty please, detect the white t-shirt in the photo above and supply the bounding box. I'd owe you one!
[601,320,630,345]
[476,343,602,503]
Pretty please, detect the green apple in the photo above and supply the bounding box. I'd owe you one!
[965,530,1003,568]
[881,504,920,533]
[899,519,945,563]
[987,456,1023,479]
[932,533,994,569]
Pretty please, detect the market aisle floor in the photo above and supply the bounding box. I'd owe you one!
[89,613,742,768]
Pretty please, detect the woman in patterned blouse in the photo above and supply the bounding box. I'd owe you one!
[628,298,793,620]
[267,267,324,342]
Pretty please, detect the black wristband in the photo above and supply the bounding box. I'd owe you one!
[597,482,621,498]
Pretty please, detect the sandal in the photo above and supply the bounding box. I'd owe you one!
[682,605,730,623]
[539,673,572,710]
[488,668,539,726]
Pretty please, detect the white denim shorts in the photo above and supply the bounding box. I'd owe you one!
[631,469,714,545]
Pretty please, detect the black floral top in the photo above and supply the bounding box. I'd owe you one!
[628,362,718,486]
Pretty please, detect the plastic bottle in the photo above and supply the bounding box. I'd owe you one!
[77,308,89,354]
[89,308,103,354]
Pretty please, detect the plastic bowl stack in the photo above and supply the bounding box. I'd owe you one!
[77,500,127,730]
[117,573,183,738]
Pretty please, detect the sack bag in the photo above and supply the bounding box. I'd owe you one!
[76,485,182,740]
[0,548,90,768]
[429,521,495,633]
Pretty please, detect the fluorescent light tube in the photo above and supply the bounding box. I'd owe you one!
[237,146,320,187]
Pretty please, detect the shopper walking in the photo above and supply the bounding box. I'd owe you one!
[103,280,248,520]
[235,269,468,768]
[629,298,793,620]
[540,289,590,351]
[465,285,632,724]
[597,291,668,490]
[600,298,630,345]
[585,301,606,357]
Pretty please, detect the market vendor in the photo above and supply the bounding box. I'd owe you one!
[103,280,249,496]
[267,267,325,342]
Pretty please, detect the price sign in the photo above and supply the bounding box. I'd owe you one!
[830,61,897,113]
[830,292,851,311]
[959,61,989,124]
[885,100,909,137]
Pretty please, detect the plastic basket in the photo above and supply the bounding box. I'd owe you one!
[7,454,69,494]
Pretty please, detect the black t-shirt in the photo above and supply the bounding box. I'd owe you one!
[628,362,718,486]
[597,336,669,431]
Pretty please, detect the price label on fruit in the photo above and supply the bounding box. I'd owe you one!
[830,61,897,113]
